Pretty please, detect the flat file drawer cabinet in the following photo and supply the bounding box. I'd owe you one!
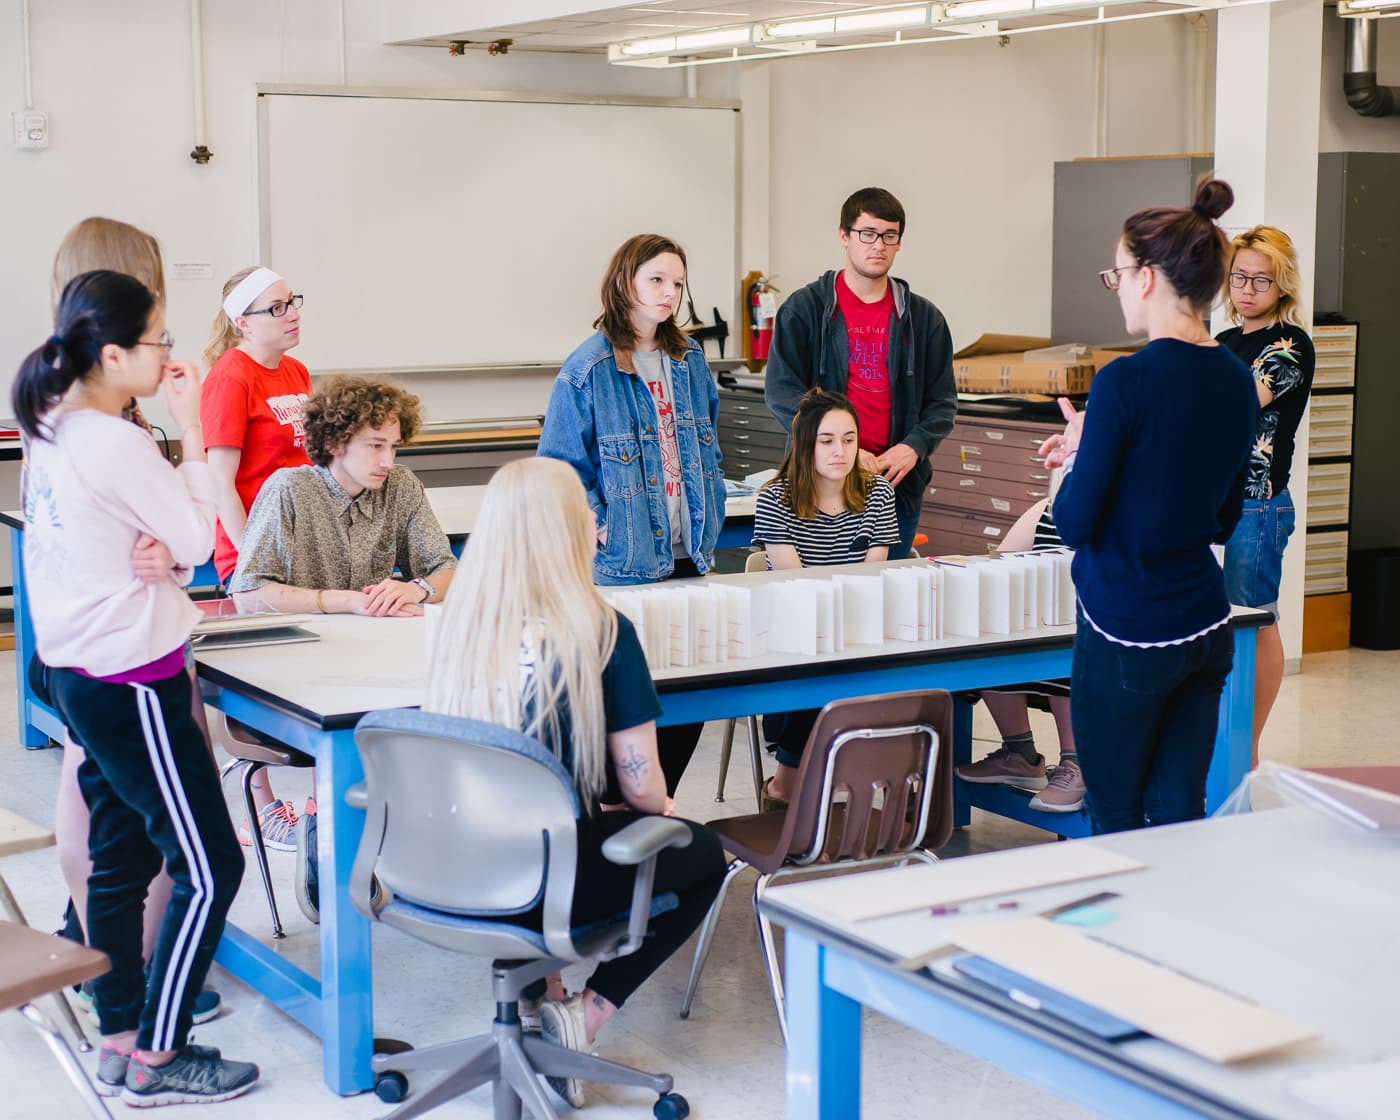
[924,415,1060,556]
[717,387,787,478]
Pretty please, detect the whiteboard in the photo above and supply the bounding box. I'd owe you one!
[258,90,738,372]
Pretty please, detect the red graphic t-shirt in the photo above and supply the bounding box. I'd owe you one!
[201,349,313,581]
[635,348,687,555]
[834,272,894,456]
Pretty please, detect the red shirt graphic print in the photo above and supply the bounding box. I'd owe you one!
[835,272,895,456]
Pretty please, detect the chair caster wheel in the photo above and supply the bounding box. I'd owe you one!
[375,1070,408,1103]
[654,1091,689,1119]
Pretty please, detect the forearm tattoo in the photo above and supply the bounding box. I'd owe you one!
[617,744,650,783]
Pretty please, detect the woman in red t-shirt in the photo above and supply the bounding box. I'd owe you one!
[201,266,312,852]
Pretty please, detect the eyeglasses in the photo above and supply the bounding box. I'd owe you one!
[849,227,902,246]
[135,332,175,354]
[243,293,304,318]
[1099,264,1145,291]
[1228,272,1275,293]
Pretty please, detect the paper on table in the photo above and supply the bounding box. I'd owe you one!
[690,586,717,665]
[939,562,980,637]
[770,581,817,656]
[978,563,1012,635]
[953,918,1317,1064]
[1286,1056,1400,1120]
[778,841,1143,923]
[665,588,692,668]
[835,574,884,646]
[814,581,835,654]
[883,568,919,642]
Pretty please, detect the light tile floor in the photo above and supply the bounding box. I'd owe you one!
[1,647,1396,1119]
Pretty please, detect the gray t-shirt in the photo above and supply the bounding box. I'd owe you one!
[228,463,455,594]
[632,347,691,558]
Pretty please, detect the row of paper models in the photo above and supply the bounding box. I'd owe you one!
[602,552,1076,671]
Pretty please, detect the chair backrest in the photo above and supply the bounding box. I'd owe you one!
[352,709,582,948]
[745,550,767,573]
[782,690,955,865]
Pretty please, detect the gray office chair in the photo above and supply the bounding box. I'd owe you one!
[347,708,693,1120]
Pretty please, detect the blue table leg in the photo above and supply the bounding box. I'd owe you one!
[784,928,862,1120]
[315,726,375,1095]
[951,696,974,829]
[10,522,57,748]
[1207,625,1258,812]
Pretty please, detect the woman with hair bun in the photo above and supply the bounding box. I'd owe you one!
[1216,226,1314,759]
[1040,178,1259,834]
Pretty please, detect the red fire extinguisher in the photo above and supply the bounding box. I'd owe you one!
[747,275,777,364]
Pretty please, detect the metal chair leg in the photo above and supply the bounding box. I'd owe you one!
[20,1003,114,1118]
[679,858,748,1018]
[752,873,788,1045]
[231,760,285,939]
[745,715,764,805]
[714,718,737,802]
[0,874,92,1052]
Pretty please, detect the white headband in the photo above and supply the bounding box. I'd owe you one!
[222,267,283,320]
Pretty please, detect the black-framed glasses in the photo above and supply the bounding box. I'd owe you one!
[1228,272,1275,293]
[243,293,304,318]
[1099,264,1144,291]
[135,332,175,354]
[850,227,902,246]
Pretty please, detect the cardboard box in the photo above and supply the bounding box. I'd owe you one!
[949,335,1140,397]
[952,334,1102,397]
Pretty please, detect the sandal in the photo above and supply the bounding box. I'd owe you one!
[760,777,789,814]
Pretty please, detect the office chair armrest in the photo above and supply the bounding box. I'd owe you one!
[600,817,692,958]
[345,782,368,811]
[600,816,692,866]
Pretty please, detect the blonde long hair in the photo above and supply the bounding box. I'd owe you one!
[1224,225,1305,328]
[424,458,618,805]
[52,217,165,311]
[203,265,260,368]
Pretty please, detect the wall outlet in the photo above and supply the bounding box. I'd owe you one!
[12,110,49,150]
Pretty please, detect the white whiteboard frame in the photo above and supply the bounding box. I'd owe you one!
[255,84,743,377]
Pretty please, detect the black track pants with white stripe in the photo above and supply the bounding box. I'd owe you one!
[53,666,244,1051]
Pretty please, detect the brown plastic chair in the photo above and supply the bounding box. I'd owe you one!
[680,689,955,1041]
[713,550,769,804]
[216,714,314,938]
[0,807,93,1053]
[0,921,112,1118]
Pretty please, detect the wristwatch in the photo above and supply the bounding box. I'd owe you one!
[410,577,435,604]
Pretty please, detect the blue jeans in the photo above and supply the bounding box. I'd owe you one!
[890,489,921,560]
[1223,490,1295,621]
[1070,612,1234,834]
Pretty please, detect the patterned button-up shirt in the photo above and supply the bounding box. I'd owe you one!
[227,464,455,594]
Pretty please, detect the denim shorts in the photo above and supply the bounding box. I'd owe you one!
[1223,490,1295,621]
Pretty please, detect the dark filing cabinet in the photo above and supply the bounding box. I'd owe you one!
[716,386,788,476]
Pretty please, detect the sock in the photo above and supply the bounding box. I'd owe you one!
[1002,732,1041,765]
[1059,751,1079,766]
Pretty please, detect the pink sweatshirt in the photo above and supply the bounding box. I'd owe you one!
[24,409,217,677]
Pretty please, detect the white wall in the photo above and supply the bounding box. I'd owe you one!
[715,20,1206,350]
[0,0,685,430]
[1319,13,1400,153]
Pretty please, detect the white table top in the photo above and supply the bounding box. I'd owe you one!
[764,806,1400,1120]
[425,484,756,537]
[193,560,1079,726]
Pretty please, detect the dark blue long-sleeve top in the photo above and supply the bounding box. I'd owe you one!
[1053,339,1258,644]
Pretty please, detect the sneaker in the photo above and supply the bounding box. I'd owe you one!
[95,1045,130,1097]
[955,745,1048,790]
[294,812,319,924]
[122,1045,259,1107]
[539,994,588,1108]
[237,799,298,853]
[78,981,221,1027]
[1029,759,1086,813]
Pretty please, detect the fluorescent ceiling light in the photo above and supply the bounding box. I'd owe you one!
[763,17,838,39]
[674,26,751,51]
[834,6,931,33]
[943,0,1034,17]
[620,35,676,56]
[1033,0,1099,8]
[1339,0,1400,8]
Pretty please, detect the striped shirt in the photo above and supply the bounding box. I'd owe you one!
[752,475,900,567]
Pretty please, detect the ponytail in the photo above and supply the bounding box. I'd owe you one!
[12,271,154,441]
[204,265,258,368]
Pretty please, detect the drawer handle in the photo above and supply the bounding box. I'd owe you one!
[733,417,751,425]
[1028,473,1050,481]
[734,433,750,441]
[983,431,1005,441]
[1027,490,1047,499]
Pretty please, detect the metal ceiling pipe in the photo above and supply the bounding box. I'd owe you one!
[1344,16,1400,117]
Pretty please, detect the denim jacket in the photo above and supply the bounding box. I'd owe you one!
[764,270,956,514]
[539,331,725,586]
